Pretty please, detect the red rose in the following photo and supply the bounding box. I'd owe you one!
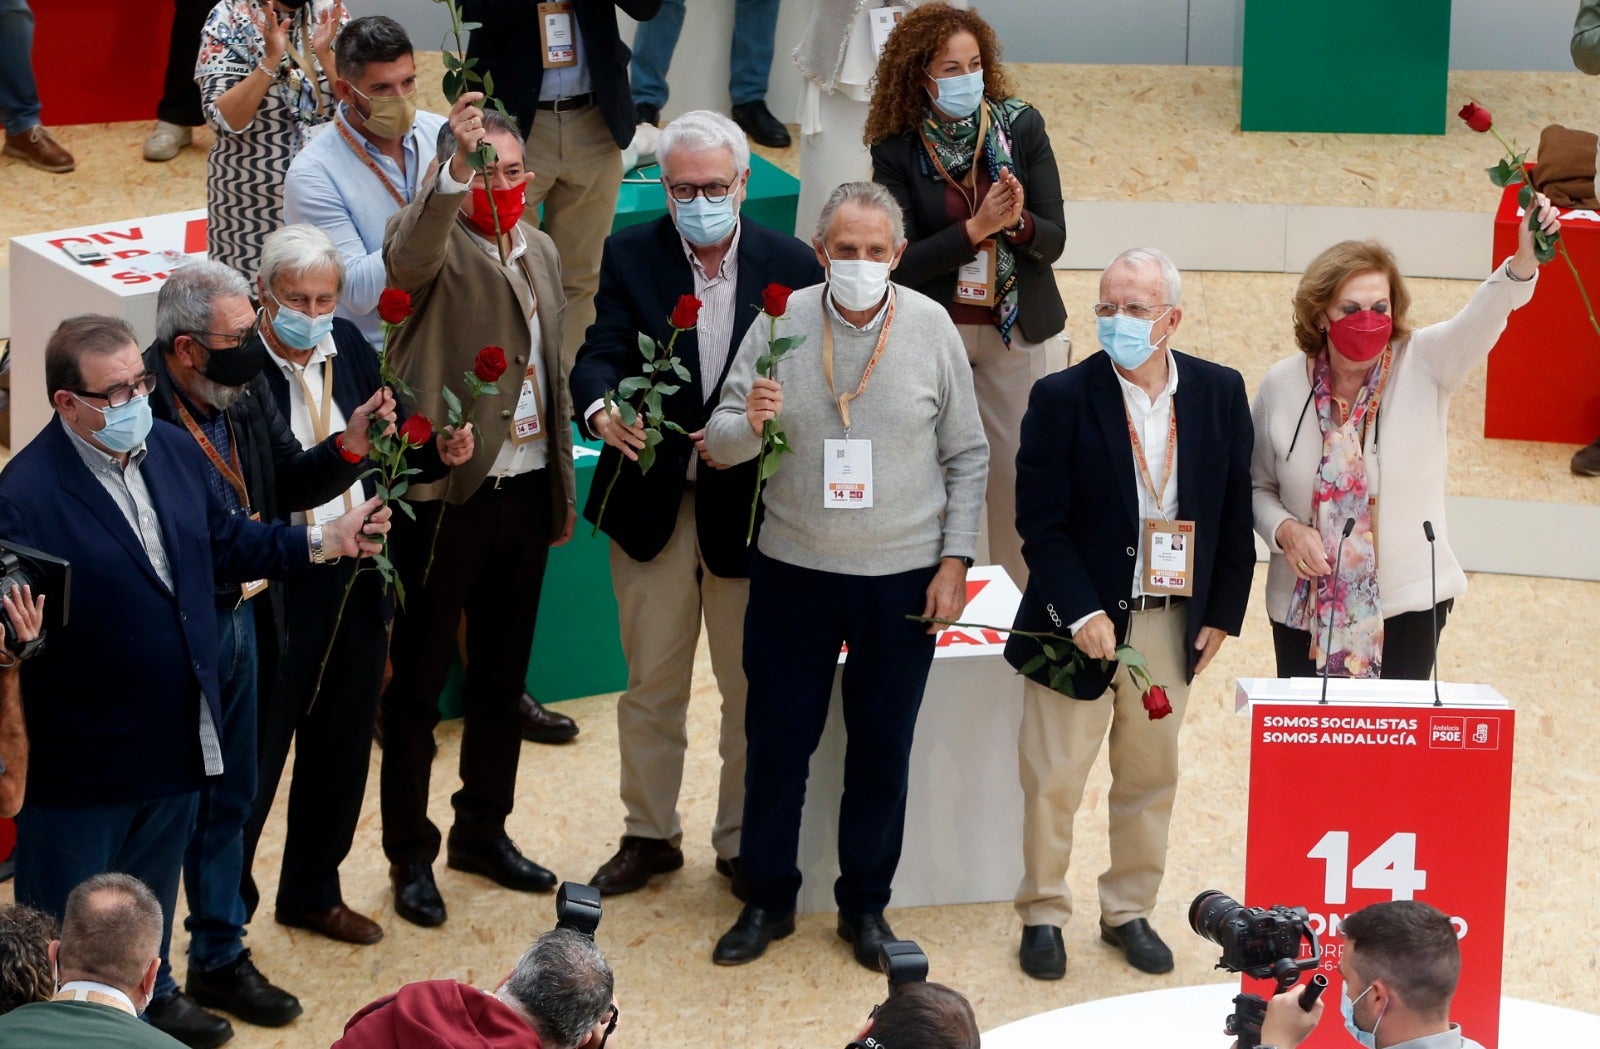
[1141,685,1172,721]
[398,413,434,447]
[474,345,508,383]
[669,294,703,330]
[377,288,413,325]
[761,283,793,318]
[1457,101,1492,134]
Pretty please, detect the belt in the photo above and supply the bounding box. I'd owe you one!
[536,92,593,113]
[1128,594,1186,612]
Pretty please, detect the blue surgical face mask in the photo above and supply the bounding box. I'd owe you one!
[77,393,154,453]
[266,293,335,351]
[1097,312,1166,370]
[673,192,740,247]
[1341,983,1383,1049]
[927,69,986,119]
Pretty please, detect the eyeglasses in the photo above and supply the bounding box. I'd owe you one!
[71,372,155,409]
[187,316,261,351]
[663,178,739,204]
[598,1004,619,1049]
[1092,302,1173,321]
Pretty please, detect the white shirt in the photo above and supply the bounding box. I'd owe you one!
[57,980,138,1015]
[1070,347,1181,635]
[266,337,364,525]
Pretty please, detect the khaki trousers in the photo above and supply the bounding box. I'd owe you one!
[955,323,1049,590]
[524,104,624,376]
[609,492,749,858]
[1014,601,1191,929]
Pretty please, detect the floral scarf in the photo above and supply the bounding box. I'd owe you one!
[1283,347,1392,677]
[919,97,1031,344]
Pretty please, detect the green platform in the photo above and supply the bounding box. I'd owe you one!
[1240,0,1453,134]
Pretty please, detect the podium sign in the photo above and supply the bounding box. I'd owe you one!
[1237,679,1514,1049]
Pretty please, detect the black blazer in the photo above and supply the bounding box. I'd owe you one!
[1005,351,1256,697]
[871,104,1067,344]
[464,0,663,149]
[569,215,824,578]
[0,418,308,806]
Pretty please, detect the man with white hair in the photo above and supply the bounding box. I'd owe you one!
[1006,247,1255,981]
[570,109,822,899]
[704,181,988,967]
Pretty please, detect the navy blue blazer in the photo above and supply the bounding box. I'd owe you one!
[569,215,824,578]
[0,417,308,806]
[1005,351,1256,697]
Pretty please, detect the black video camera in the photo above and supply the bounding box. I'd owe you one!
[553,882,602,938]
[845,940,930,1049]
[0,540,69,659]
[1191,890,1324,1049]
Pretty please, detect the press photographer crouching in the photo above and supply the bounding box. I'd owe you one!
[846,941,980,1049]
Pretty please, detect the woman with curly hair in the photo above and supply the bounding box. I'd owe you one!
[867,2,1065,587]
[0,904,55,1015]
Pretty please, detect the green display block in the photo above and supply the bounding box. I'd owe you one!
[1240,0,1453,134]
[614,152,800,233]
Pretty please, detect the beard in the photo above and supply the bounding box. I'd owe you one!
[194,372,244,412]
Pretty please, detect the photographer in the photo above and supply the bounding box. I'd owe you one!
[851,982,980,1049]
[0,583,44,819]
[1257,900,1481,1049]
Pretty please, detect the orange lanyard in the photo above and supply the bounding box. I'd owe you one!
[336,117,407,207]
[174,396,251,511]
[919,104,990,217]
[1125,400,1177,516]
[821,289,897,435]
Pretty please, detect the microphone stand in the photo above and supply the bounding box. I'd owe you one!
[1424,520,1441,706]
[1319,517,1356,705]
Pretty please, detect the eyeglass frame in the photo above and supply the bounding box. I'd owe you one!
[184,315,262,352]
[69,371,156,410]
[597,1003,619,1049]
[661,175,742,205]
[1091,302,1175,322]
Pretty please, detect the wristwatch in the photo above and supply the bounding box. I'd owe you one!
[950,555,975,569]
[309,525,334,565]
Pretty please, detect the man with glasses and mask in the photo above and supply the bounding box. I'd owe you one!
[141,261,393,1045]
[1006,247,1254,982]
[704,181,988,967]
[0,314,391,1049]
[283,15,447,349]
[570,109,820,900]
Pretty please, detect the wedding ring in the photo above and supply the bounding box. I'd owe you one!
[1297,560,1309,571]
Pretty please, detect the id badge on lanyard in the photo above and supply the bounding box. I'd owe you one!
[538,2,578,68]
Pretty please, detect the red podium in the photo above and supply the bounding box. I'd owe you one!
[1236,678,1514,1049]
[1487,184,1600,443]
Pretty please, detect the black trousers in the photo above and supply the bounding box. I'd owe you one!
[158,0,212,126]
[739,551,938,917]
[241,561,388,917]
[380,472,553,864]
[1270,599,1454,681]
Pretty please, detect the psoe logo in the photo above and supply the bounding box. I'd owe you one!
[1464,717,1500,750]
[1428,717,1464,749]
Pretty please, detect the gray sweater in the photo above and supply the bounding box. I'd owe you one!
[705,283,989,576]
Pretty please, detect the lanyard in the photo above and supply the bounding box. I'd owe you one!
[283,20,327,120]
[173,396,251,511]
[1125,398,1177,517]
[821,289,897,436]
[290,357,356,515]
[919,103,990,217]
[336,116,407,207]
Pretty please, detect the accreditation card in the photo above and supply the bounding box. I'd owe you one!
[538,2,578,68]
[1142,517,1195,596]
[510,368,546,446]
[822,438,873,508]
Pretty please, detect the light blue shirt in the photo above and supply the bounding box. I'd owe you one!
[282,103,449,347]
[539,17,592,99]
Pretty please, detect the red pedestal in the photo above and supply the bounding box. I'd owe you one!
[33,2,171,126]
[1488,183,1600,443]
[1244,701,1513,1049]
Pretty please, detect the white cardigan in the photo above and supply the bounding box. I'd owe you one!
[1250,262,1537,623]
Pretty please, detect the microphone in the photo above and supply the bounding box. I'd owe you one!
[1319,517,1356,705]
[1424,520,1441,706]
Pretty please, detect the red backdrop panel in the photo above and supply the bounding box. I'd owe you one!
[1243,704,1514,1049]
[33,2,172,126]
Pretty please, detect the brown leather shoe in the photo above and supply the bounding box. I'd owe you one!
[519,691,579,743]
[589,836,684,895]
[3,125,75,173]
[276,903,384,945]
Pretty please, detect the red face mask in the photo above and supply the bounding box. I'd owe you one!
[1326,309,1392,363]
[464,182,528,238]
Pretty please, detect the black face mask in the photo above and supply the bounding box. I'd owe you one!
[197,335,266,389]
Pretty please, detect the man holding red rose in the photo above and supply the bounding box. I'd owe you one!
[569,109,821,899]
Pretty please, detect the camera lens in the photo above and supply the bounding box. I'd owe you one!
[1189,889,1245,943]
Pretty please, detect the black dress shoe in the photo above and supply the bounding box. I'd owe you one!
[730,101,791,148]
[636,102,660,127]
[447,833,558,892]
[589,836,684,895]
[837,911,897,971]
[146,991,235,1049]
[712,903,795,965]
[1100,917,1174,974]
[714,855,749,903]
[1019,924,1066,980]
[186,950,302,1028]
[519,692,580,744]
[390,861,447,927]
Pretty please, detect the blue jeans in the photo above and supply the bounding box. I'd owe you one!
[14,792,200,1001]
[629,0,780,109]
[181,600,260,973]
[0,0,42,134]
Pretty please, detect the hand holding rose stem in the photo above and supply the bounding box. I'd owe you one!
[423,346,507,583]
[747,284,803,544]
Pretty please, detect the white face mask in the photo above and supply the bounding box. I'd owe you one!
[826,252,893,312]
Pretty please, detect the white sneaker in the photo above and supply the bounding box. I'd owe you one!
[143,120,193,162]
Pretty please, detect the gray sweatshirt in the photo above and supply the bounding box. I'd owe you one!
[705,283,989,576]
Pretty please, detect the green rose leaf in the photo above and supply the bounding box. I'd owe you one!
[1016,653,1047,676]
[618,400,639,427]
[638,332,658,362]
[617,375,650,399]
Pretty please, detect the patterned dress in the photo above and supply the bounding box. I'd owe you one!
[196,0,345,277]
